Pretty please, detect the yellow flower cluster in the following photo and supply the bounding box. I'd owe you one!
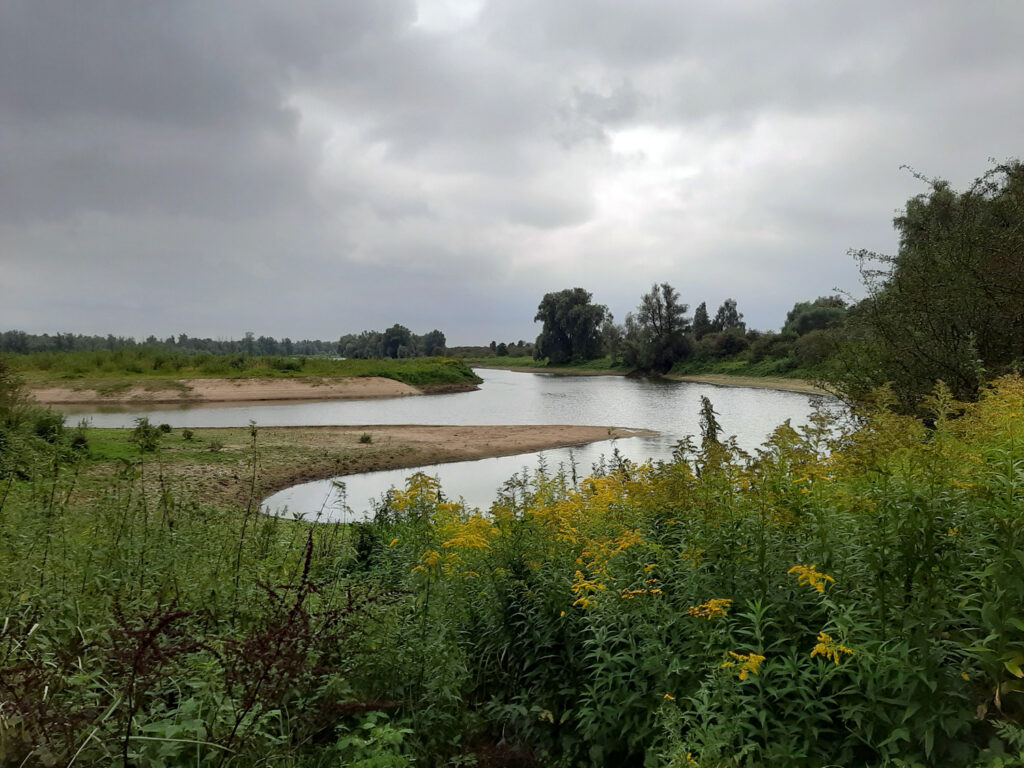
[810,632,854,664]
[440,514,496,550]
[721,651,765,680]
[787,564,835,593]
[620,586,663,599]
[687,598,732,619]
[570,569,605,609]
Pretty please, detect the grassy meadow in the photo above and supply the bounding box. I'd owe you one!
[2,362,1024,765]
[8,349,481,390]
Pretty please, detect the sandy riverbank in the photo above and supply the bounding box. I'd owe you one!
[29,376,454,405]
[96,424,654,507]
[474,363,826,394]
[664,373,829,395]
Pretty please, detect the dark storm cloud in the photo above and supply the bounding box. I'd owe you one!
[2,0,1022,341]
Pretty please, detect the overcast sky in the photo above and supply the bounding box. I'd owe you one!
[2,1,1022,345]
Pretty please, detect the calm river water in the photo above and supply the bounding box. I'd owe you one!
[64,369,832,521]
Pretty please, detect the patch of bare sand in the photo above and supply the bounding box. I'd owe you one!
[147,424,655,508]
[665,373,829,395]
[30,376,423,405]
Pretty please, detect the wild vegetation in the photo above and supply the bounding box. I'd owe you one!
[6,350,480,390]
[4,343,1024,765]
[3,158,1022,765]
[528,160,1024,413]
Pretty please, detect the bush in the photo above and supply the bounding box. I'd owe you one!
[131,417,162,452]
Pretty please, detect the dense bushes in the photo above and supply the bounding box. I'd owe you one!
[3,375,1024,765]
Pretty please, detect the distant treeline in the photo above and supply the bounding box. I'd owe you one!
[532,159,1024,413]
[0,330,337,357]
[0,326,456,361]
[338,325,446,359]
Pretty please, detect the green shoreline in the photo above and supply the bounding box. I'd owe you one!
[470,361,827,395]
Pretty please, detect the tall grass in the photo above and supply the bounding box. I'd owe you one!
[2,375,1024,765]
[7,350,480,388]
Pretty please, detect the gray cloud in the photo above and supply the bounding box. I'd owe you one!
[2,0,1022,343]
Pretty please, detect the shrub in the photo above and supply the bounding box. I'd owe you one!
[131,417,162,452]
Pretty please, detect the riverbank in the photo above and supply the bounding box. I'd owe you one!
[664,372,829,395]
[470,360,825,395]
[84,424,655,508]
[30,376,478,405]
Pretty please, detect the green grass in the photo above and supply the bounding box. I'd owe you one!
[5,374,1024,765]
[669,355,823,380]
[11,350,480,388]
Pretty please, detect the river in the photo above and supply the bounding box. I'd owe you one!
[64,369,833,521]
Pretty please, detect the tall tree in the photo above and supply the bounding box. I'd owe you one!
[710,298,745,333]
[692,302,712,339]
[782,296,847,337]
[623,282,691,372]
[834,160,1024,408]
[534,288,608,364]
[382,324,413,358]
[419,329,446,356]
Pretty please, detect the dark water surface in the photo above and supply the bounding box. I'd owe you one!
[63,369,831,521]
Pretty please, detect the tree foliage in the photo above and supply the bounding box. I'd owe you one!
[692,302,711,340]
[782,296,848,337]
[622,283,692,372]
[339,327,447,359]
[833,160,1024,408]
[533,288,608,364]
[710,298,745,334]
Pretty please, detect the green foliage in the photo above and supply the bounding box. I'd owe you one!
[693,302,712,340]
[623,282,693,372]
[132,417,163,452]
[6,376,1024,765]
[534,287,609,365]
[832,160,1024,410]
[711,298,745,334]
[782,295,848,337]
[8,351,480,389]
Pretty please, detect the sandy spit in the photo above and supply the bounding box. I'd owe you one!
[130,424,656,508]
[664,373,830,395]
[30,376,438,405]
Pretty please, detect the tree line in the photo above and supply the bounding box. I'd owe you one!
[0,330,338,357]
[533,159,1024,413]
[337,326,446,359]
[534,284,812,373]
[0,326,451,361]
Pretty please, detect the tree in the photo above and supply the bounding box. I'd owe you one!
[382,324,413,359]
[832,160,1024,409]
[622,282,691,372]
[692,302,712,339]
[782,296,847,337]
[710,298,745,334]
[419,330,446,357]
[533,288,608,364]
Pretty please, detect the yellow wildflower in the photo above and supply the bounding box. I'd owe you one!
[810,631,854,664]
[787,564,835,593]
[721,651,765,680]
[687,598,732,619]
[663,692,675,701]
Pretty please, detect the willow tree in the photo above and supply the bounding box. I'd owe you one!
[533,288,608,365]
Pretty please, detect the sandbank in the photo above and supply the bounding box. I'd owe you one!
[30,376,440,405]
[104,424,655,508]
